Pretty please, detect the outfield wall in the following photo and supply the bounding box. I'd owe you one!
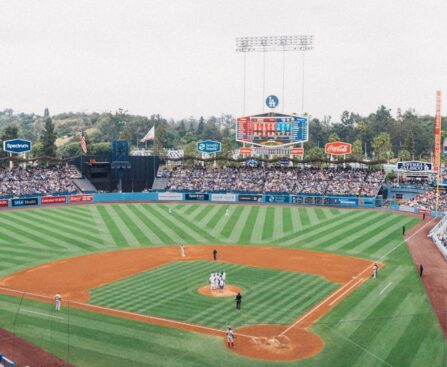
[2,191,444,217]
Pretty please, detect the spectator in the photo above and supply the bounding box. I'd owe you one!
[0,165,80,197]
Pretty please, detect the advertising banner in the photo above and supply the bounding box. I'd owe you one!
[0,199,8,208]
[211,193,237,202]
[239,147,252,155]
[325,142,352,155]
[69,195,94,203]
[434,90,442,172]
[41,196,67,205]
[158,192,183,201]
[196,140,222,154]
[185,193,209,201]
[398,205,417,213]
[291,196,304,204]
[238,194,262,202]
[264,195,290,204]
[397,161,432,172]
[291,148,304,155]
[332,197,358,207]
[3,139,32,153]
[11,197,38,207]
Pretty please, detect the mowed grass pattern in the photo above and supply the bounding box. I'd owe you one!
[0,203,418,277]
[89,261,338,329]
[0,203,445,366]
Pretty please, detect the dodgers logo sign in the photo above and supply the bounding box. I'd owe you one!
[196,140,222,154]
[3,139,32,154]
[265,95,279,109]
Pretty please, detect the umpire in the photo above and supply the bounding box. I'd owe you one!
[235,292,242,310]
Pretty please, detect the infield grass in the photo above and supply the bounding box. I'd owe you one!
[89,261,338,329]
[0,203,445,366]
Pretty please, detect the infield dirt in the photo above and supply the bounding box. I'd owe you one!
[0,245,375,361]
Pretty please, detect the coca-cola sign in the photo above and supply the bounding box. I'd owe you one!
[325,142,352,155]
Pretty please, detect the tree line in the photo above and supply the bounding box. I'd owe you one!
[0,106,445,162]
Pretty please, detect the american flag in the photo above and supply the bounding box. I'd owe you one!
[80,132,88,154]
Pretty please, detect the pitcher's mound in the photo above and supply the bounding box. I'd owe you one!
[197,285,242,298]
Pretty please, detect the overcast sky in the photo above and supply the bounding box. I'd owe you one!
[0,0,446,121]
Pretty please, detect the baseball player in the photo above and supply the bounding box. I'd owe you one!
[168,207,173,215]
[372,263,378,279]
[54,293,62,312]
[226,326,235,348]
[225,208,229,217]
[180,244,186,257]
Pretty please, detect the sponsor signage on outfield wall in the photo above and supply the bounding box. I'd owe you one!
[41,196,67,205]
[12,197,38,207]
[68,195,93,203]
[332,198,358,207]
[158,192,183,201]
[238,194,262,202]
[210,193,237,202]
[0,199,8,207]
[325,141,351,155]
[265,194,290,203]
[185,193,209,201]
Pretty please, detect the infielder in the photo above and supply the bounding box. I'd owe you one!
[226,326,235,348]
[180,244,186,257]
[54,293,62,312]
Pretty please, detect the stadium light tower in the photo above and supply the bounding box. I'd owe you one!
[236,35,313,114]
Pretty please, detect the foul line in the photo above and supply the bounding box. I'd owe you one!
[379,282,393,295]
[279,216,437,337]
[329,279,364,306]
[379,217,437,260]
[21,309,65,320]
[0,286,254,338]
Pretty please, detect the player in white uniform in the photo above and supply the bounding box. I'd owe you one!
[225,208,229,217]
[226,326,234,348]
[180,244,186,257]
[54,293,62,312]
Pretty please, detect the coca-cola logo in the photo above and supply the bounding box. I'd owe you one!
[325,142,352,155]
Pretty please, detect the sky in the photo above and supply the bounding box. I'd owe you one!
[0,0,446,121]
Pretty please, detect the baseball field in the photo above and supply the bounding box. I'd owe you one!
[0,203,445,366]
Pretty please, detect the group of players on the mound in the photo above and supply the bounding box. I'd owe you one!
[209,271,226,290]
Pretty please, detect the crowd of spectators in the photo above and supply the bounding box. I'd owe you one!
[0,165,79,197]
[400,190,447,212]
[164,166,385,197]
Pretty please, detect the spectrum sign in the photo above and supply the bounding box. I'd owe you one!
[3,139,32,154]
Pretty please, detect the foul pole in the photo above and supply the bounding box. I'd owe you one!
[435,90,442,212]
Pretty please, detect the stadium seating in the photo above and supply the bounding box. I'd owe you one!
[163,166,385,197]
[0,165,80,198]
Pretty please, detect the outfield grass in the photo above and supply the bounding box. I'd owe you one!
[89,261,338,329]
[0,203,445,366]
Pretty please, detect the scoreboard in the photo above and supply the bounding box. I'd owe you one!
[236,113,308,147]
